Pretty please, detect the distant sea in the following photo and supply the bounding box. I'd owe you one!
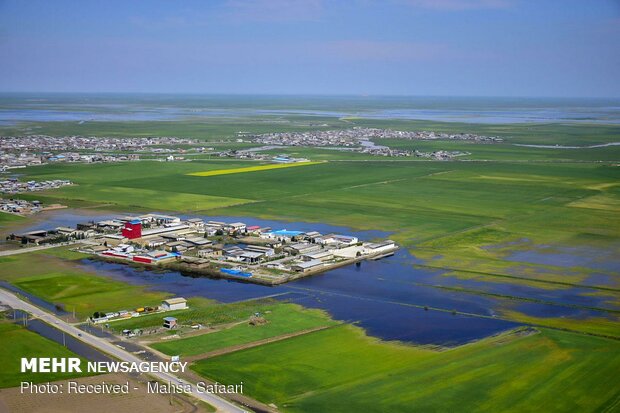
[0,94,619,125]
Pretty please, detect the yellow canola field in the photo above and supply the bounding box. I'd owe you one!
[187,161,325,177]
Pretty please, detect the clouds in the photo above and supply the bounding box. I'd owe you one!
[0,0,619,96]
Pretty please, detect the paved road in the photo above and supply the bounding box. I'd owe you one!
[0,287,248,413]
[0,241,82,257]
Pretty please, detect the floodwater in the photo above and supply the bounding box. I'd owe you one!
[506,246,620,273]
[2,95,620,125]
[17,210,120,233]
[80,255,520,346]
[10,310,111,362]
[14,210,618,346]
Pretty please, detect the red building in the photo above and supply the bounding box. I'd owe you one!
[122,220,142,239]
[133,256,152,264]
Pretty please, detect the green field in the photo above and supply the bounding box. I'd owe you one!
[0,321,92,388]
[151,303,337,356]
[0,211,25,231]
[0,249,170,317]
[7,143,620,336]
[1,117,619,410]
[0,116,343,139]
[108,297,280,333]
[13,160,256,212]
[193,325,620,412]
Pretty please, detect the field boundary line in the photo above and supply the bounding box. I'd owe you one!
[184,324,339,362]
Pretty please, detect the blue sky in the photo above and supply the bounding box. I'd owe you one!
[0,0,618,96]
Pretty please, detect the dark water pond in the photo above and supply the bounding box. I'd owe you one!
[17,210,120,233]
[10,310,110,362]
[511,302,617,320]
[81,257,520,346]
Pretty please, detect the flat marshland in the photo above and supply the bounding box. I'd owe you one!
[1,113,619,412]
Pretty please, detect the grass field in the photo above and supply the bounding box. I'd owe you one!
[1,117,619,410]
[0,211,25,228]
[51,184,251,212]
[151,303,337,356]
[0,321,92,388]
[7,147,620,335]
[187,161,325,177]
[0,249,170,318]
[107,297,278,333]
[193,325,620,412]
[0,116,344,139]
[11,160,257,212]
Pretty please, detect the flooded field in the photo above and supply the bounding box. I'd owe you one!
[7,210,618,346]
[9,309,110,363]
[3,95,620,125]
[506,246,620,273]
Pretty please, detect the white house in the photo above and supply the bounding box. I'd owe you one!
[161,297,188,311]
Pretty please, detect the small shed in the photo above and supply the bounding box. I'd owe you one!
[161,297,188,311]
[163,317,177,329]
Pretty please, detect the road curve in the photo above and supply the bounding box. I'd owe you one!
[0,287,248,413]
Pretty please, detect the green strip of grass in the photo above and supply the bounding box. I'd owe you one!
[192,324,434,405]
[108,297,275,332]
[0,322,93,388]
[193,325,620,413]
[0,211,24,227]
[151,303,337,356]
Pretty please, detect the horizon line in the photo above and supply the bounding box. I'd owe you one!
[1,91,619,100]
